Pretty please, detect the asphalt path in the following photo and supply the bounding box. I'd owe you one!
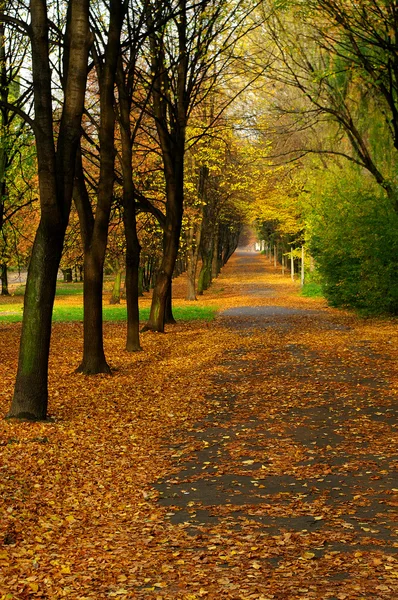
[154,251,398,597]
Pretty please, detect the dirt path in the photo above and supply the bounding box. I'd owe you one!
[154,251,398,599]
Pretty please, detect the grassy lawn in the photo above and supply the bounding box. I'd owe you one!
[14,282,84,296]
[0,302,218,323]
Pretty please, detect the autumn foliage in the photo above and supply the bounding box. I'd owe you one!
[1,252,397,599]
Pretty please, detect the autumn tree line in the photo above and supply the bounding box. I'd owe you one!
[1,0,271,421]
[250,0,398,316]
[2,0,398,421]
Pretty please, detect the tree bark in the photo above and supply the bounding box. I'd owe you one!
[165,280,176,324]
[197,215,215,295]
[77,249,111,374]
[123,199,142,351]
[1,263,9,295]
[62,268,73,283]
[116,55,142,352]
[109,258,122,304]
[11,225,64,419]
[211,224,221,279]
[143,191,183,331]
[185,221,201,301]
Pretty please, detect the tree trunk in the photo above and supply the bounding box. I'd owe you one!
[123,200,142,351]
[186,220,201,300]
[109,258,122,304]
[76,248,111,374]
[62,268,72,283]
[197,167,215,295]
[138,267,144,296]
[8,224,65,420]
[164,280,176,324]
[197,249,213,295]
[143,1,187,332]
[73,153,111,373]
[212,224,221,279]
[143,207,182,332]
[186,260,197,301]
[291,246,295,281]
[116,58,142,352]
[1,263,9,295]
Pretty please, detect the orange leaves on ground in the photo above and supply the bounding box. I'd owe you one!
[1,252,398,598]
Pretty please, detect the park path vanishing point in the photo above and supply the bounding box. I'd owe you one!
[153,249,398,599]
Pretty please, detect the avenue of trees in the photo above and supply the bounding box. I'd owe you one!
[2,0,398,421]
[1,0,264,420]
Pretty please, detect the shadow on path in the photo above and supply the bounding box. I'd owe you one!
[153,251,398,597]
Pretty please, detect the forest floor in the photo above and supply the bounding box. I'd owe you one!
[0,250,397,600]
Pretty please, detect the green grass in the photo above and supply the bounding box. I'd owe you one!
[0,304,218,324]
[301,282,324,298]
[54,282,85,296]
[14,282,85,297]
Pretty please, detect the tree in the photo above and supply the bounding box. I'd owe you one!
[261,0,398,206]
[142,0,263,332]
[314,0,398,157]
[5,0,91,420]
[115,1,150,351]
[74,0,126,375]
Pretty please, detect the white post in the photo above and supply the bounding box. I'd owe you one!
[301,246,305,287]
[291,246,294,281]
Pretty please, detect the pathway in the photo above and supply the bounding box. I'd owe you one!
[153,250,398,599]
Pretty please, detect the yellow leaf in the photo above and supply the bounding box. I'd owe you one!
[301,552,316,560]
[28,583,39,593]
[60,565,71,574]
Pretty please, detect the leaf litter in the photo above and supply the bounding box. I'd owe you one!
[0,251,397,599]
